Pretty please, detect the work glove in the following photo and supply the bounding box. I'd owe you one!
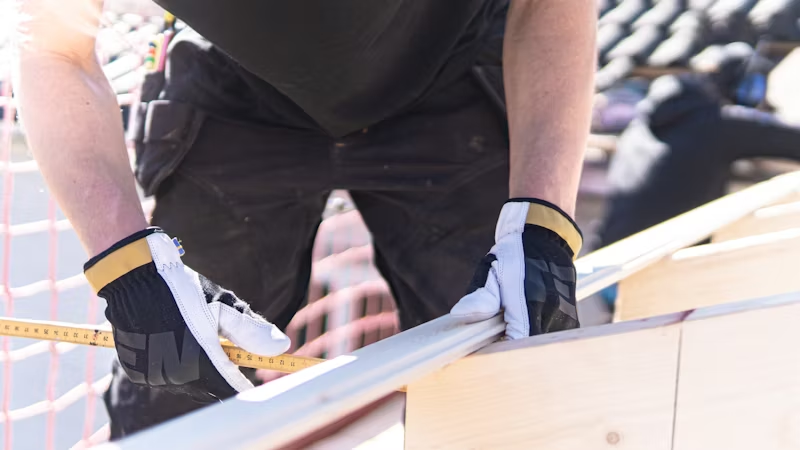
[84,227,290,403]
[451,199,582,338]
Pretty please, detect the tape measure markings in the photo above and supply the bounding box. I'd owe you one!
[0,317,322,374]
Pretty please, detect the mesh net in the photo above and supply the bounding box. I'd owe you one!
[0,4,398,448]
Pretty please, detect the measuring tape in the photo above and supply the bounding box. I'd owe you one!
[0,317,322,374]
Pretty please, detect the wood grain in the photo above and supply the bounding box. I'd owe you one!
[405,314,683,450]
[673,293,800,450]
[616,227,800,321]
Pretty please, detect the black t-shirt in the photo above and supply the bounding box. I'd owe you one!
[154,0,507,137]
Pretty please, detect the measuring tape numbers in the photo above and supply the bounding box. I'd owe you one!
[0,317,323,374]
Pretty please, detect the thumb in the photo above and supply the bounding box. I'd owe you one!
[450,265,501,323]
[210,302,291,356]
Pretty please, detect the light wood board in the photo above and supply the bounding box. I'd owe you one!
[616,227,800,321]
[673,293,800,450]
[713,201,800,242]
[576,172,800,300]
[405,314,684,450]
[407,292,800,450]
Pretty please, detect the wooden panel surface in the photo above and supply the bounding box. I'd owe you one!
[616,228,800,321]
[673,293,800,450]
[407,292,800,450]
[405,315,683,450]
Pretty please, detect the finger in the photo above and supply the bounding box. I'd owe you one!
[503,308,528,340]
[450,268,501,323]
[211,302,291,356]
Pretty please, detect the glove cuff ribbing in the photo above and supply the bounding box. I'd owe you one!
[83,227,168,293]
[503,199,583,258]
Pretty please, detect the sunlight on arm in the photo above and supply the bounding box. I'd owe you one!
[12,0,104,57]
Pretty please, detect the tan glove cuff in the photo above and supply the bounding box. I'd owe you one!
[524,201,583,258]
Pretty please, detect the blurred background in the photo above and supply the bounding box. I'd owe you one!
[0,0,798,448]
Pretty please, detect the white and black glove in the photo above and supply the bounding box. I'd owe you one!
[451,199,582,338]
[84,227,290,403]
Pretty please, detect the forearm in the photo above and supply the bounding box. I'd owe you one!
[17,53,148,257]
[504,0,597,216]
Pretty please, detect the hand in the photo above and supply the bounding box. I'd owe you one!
[84,227,290,403]
[451,199,582,338]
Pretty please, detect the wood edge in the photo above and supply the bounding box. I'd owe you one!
[684,290,800,322]
[577,172,800,269]
[473,289,800,359]
[473,311,686,358]
[672,226,800,260]
[755,200,800,218]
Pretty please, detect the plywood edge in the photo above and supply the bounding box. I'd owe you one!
[477,289,800,360]
[475,310,686,358]
[675,226,800,260]
[683,290,800,322]
[713,200,800,242]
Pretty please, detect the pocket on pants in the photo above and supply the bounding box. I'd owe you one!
[134,100,207,197]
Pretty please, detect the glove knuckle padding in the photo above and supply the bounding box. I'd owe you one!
[521,226,579,335]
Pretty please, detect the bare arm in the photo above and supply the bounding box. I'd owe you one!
[14,0,149,258]
[504,0,597,216]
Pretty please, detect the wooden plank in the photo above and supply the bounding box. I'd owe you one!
[713,200,800,242]
[673,292,800,450]
[765,190,800,208]
[405,292,800,450]
[616,227,800,321]
[576,172,800,301]
[405,314,683,450]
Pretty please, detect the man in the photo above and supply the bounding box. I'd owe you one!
[14,0,596,439]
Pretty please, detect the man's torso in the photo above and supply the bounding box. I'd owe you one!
[153,0,507,137]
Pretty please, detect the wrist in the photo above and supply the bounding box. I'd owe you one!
[499,199,583,258]
[84,227,175,293]
[85,215,151,259]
